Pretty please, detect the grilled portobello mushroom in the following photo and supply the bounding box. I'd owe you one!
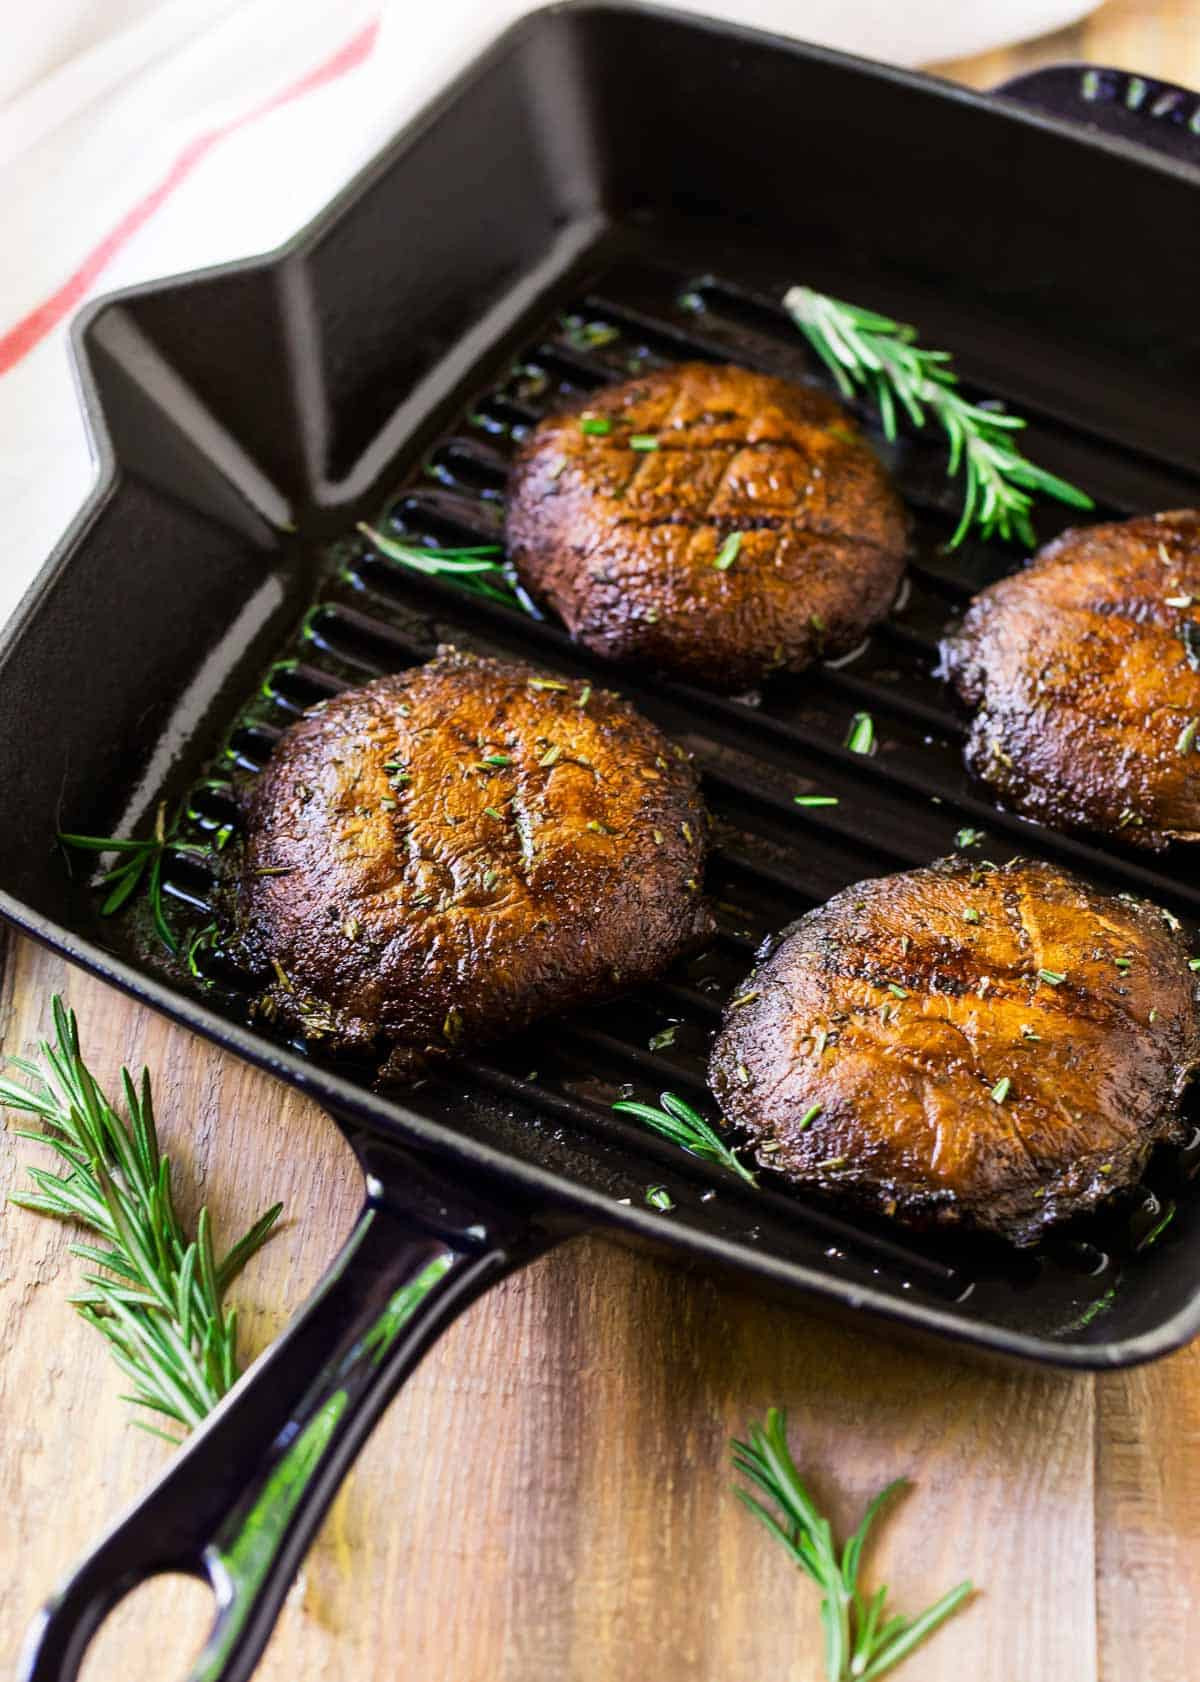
[939,511,1200,848]
[709,856,1199,1245]
[233,648,712,1078]
[506,362,909,692]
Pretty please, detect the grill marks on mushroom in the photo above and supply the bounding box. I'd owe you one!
[939,511,1200,848]
[505,362,910,692]
[233,648,712,1078]
[709,857,1200,1244]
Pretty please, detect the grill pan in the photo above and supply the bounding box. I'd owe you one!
[4,10,1200,1679]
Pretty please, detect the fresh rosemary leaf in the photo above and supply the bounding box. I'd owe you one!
[2,997,283,1439]
[733,1409,972,1681]
[58,800,211,954]
[613,1091,757,1186]
[795,795,839,808]
[782,285,1092,549]
[357,522,536,618]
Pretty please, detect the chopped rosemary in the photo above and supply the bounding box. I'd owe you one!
[480,753,512,767]
[1182,622,1200,672]
[483,806,505,822]
[887,983,908,999]
[990,1076,1011,1104]
[1178,717,1199,755]
[714,532,743,571]
[1038,969,1067,986]
[644,1185,675,1212]
[629,434,659,451]
[731,990,760,1008]
[648,1026,677,1051]
[579,414,611,436]
[955,827,983,849]
[538,744,562,768]
[798,1104,822,1131]
[733,1409,972,1682]
[845,712,875,755]
[3,998,282,1438]
[1188,958,1200,972]
[782,285,1092,547]
[529,678,570,691]
[613,1091,757,1185]
[795,794,839,808]
[962,907,981,924]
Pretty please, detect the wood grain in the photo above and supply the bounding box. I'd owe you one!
[4,5,1200,1680]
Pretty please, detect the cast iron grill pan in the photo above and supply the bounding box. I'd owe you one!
[5,16,1200,1682]
[161,258,1200,1324]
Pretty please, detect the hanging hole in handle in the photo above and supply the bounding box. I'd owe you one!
[75,1575,214,1682]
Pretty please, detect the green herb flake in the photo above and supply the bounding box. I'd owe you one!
[1178,717,1199,755]
[1038,969,1067,986]
[845,711,875,755]
[538,744,562,768]
[529,678,570,691]
[731,990,760,1009]
[645,1184,675,1212]
[956,827,984,849]
[887,983,908,999]
[577,683,592,708]
[628,434,659,451]
[714,532,743,571]
[795,794,839,808]
[483,806,505,822]
[579,414,612,436]
[798,1104,822,1131]
[990,1076,1012,1104]
[481,753,512,767]
[962,907,981,924]
[1188,958,1200,972]
[648,1026,677,1051]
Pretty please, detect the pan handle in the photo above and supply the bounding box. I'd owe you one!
[19,1137,557,1682]
[993,64,1200,167]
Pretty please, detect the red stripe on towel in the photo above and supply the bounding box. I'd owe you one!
[0,17,379,377]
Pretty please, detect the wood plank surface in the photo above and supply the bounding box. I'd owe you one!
[3,4,1200,1679]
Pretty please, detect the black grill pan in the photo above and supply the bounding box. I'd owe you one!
[3,11,1200,1680]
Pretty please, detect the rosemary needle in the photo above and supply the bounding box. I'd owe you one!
[613,1091,757,1186]
[783,285,1092,548]
[2,997,283,1439]
[357,522,537,617]
[732,1409,973,1682]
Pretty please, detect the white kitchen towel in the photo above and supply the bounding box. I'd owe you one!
[0,0,1098,635]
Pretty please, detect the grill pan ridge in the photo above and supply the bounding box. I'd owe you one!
[4,10,1200,1682]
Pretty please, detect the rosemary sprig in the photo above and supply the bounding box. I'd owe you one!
[733,1409,973,1681]
[613,1090,758,1186]
[2,996,283,1440]
[783,286,1093,548]
[59,799,209,953]
[357,523,538,617]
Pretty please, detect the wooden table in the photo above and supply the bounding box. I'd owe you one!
[4,4,1200,1678]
